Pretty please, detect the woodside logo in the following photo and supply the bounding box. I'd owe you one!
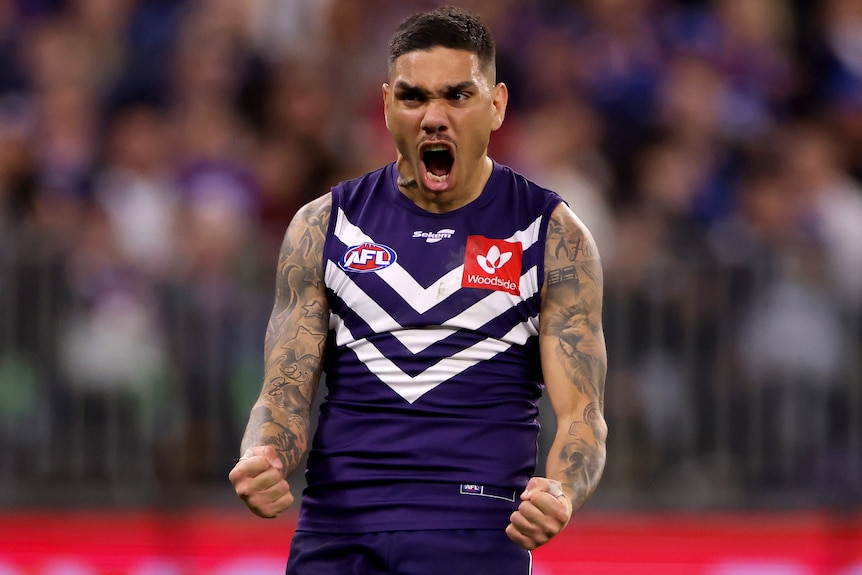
[461,235,522,295]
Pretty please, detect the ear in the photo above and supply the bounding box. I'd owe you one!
[382,83,391,130]
[490,82,508,132]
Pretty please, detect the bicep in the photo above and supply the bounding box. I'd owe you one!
[539,203,607,426]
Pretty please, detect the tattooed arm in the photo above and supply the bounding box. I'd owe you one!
[228,194,331,518]
[541,202,607,510]
[506,202,608,549]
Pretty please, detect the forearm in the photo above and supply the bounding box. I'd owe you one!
[240,396,314,477]
[240,318,326,476]
[545,409,607,511]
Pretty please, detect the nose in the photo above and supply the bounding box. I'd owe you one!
[420,99,449,134]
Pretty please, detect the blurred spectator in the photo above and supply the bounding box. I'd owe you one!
[23,17,98,201]
[50,94,178,481]
[719,148,846,489]
[94,99,180,279]
[664,0,796,136]
[57,205,170,480]
[164,166,260,482]
[242,0,335,64]
[512,94,617,260]
[567,0,667,184]
[652,53,741,224]
[254,59,341,255]
[253,132,340,259]
[778,120,862,314]
[0,0,28,95]
[66,0,134,94]
[603,132,718,489]
[0,102,45,477]
[809,0,862,109]
[111,0,189,105]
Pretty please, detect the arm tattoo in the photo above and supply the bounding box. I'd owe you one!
[542,206,608,510]
[245,406,306,473]
[241,197,331,476]
[547,302,605,400]
[559,402,607,509]
[543,210,607,403]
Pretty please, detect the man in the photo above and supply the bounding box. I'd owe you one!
[228,6,607,574]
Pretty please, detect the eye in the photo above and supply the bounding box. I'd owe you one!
[449,91,470,102]
[397,89,425,103]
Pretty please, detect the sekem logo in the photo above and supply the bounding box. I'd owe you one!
[461,235,522,295]
[339,242,397,273]
[412,228,455,243]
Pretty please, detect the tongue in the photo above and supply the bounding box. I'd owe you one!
[425,152,452,177]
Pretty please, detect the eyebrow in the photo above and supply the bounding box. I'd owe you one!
[393,80,476,97]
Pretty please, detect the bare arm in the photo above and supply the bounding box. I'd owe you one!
[506,202,607,548]
[228,193,331,517]
[240,193,331,475]
[540,202,608,510]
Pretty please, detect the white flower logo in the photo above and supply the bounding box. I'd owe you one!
[477,245,512,275]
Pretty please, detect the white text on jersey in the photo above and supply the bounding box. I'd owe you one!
[412,229,455,243]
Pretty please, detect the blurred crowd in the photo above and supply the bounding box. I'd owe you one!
[1,0,861,508]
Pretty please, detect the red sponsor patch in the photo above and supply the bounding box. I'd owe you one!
[461,235,522,295]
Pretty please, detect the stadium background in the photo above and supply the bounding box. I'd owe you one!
[0,0,860,572]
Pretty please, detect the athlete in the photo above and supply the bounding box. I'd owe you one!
[228,6,607,574]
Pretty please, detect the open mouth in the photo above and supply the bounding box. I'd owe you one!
[421,144,454,184]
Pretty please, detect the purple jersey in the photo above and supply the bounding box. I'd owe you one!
[297,161,564,533]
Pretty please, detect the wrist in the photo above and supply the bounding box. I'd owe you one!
[548,480,574,518]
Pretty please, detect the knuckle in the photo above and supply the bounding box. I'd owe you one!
[234,481,256,499]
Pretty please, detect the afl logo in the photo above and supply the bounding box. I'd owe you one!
[339,242,397,273]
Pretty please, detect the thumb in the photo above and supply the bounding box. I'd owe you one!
[262,445,283,470]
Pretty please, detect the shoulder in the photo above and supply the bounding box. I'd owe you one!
[545,202,600,263]
[278,193,333,268]
[289,192,333,234]
[299,192,333,219]
[542,202,603,309]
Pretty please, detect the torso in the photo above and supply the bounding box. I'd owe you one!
[297,161,563,533]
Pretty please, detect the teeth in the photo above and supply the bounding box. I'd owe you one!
[424,144,449,152]
[427,172,448,182]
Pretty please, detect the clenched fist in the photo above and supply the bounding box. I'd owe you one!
[506,477,573,550]
[228,445,294,518]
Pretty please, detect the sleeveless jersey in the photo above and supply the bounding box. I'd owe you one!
[297,161,564,533]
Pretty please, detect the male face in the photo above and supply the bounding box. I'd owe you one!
[383,47,507,208]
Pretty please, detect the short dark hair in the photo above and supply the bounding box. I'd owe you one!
[387,5,496,80]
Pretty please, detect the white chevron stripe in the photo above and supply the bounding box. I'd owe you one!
[335,317,534,403]
[326,261,540,352]
[331,207,544,314]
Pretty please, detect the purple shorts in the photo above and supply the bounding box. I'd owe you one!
[285,529,533,575]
